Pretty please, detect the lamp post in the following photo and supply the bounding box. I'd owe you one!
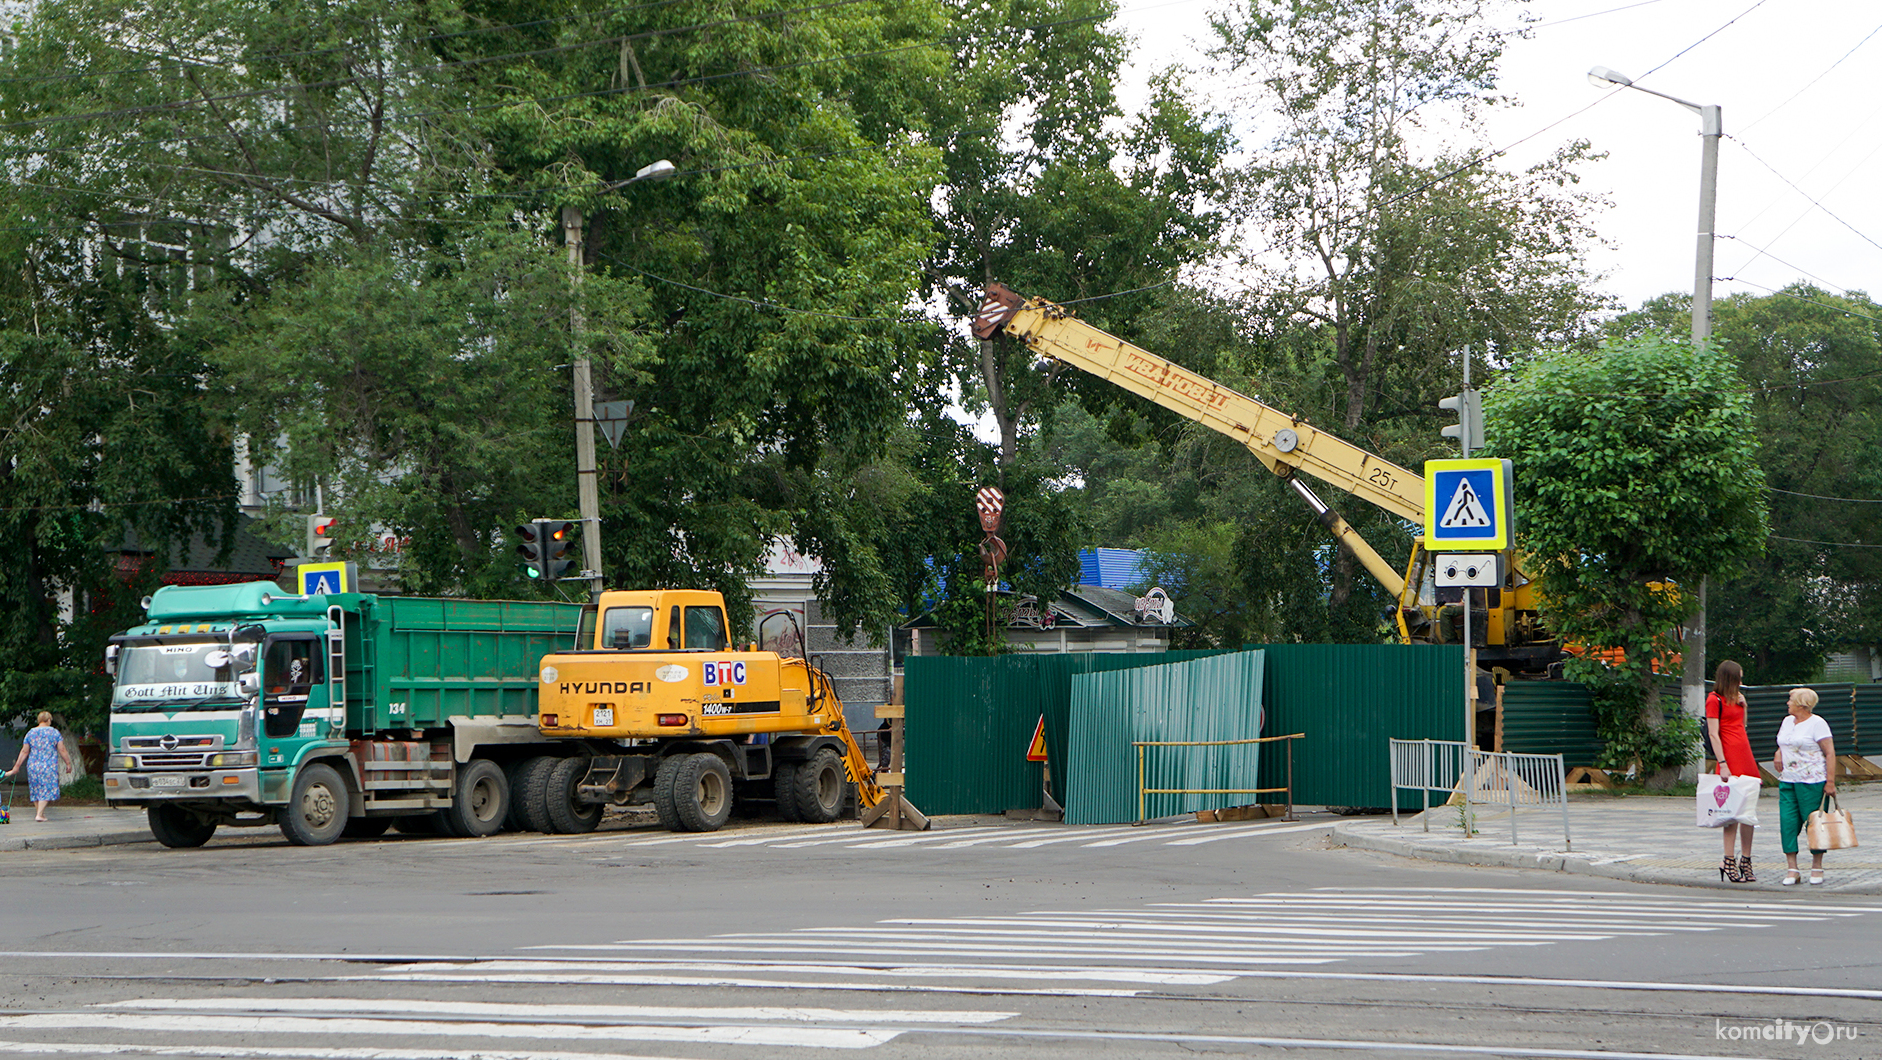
[562,158,676,595]
[1588,66,1719,766]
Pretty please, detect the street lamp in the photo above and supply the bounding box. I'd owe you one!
[1588,66,1720,765]
[1586,67,1721,344]
[562,158,676,595]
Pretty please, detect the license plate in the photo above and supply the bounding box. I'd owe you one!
[150,774,184,788]
[593,707,614,727]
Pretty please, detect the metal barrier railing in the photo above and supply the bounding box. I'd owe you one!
[1388,738,1571,848]
[1134,733,1305,825]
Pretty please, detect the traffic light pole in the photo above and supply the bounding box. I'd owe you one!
[563,206,606,595]
[1460,347,1474,753]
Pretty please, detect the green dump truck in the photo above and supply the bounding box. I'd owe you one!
[104,582,579,847]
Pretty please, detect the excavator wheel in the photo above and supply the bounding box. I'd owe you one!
[654,752,734,832]
[791,748,847,824]
[515,755,561,833]
[772,760,804,822]
[544,757,603,835]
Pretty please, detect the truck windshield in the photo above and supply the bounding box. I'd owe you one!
[601,607,653,649]
[113,639,242,712]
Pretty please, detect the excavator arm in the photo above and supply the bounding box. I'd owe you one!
[973,283,1420,600]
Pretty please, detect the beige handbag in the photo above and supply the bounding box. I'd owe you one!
[1805,794,1858,850]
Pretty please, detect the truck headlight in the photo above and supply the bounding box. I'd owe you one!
[207,751,258,768]
[107,754,135,771]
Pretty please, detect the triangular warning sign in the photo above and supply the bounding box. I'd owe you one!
[1438,478,1492,529]
[1025,715,1048,762]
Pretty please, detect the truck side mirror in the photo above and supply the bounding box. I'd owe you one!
[237,672,261,696]
[104,644,119,677]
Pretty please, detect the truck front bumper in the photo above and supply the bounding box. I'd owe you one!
[106,768,261,805]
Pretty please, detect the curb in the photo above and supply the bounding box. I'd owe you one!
[1332,821,1882,895]
[0,829,155,852]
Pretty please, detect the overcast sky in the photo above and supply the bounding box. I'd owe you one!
[1111,0,1882,313]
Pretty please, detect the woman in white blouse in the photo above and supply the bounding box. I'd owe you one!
[1773,688,1837,885]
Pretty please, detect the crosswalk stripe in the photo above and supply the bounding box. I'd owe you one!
[365,959,1235,986]
[104,998,1018,1025]
[0,1044,698,1060]
[937,826,1144,848]
[1164,821,1333,844]
[0,1013,897,1050]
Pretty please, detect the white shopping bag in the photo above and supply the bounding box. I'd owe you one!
[1696,774,1760,827]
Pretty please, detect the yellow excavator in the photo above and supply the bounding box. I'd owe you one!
[973,282,1558,674]
[524,589,883,832]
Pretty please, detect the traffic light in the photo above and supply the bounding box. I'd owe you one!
[1439,389,1484,452]
[540,520,576,581]
[306,514,337,558]
[517,520,577,582]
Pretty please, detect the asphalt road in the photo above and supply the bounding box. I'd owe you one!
[2,812,1879,1059]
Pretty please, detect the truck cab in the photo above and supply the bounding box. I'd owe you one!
[105,582,347,844]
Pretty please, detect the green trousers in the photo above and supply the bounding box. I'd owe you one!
[1777,781,1827,856]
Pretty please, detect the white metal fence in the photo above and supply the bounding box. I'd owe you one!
[1388,738,1571,848]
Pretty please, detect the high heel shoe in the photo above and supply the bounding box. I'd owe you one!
[1719,856,1742,883]
[1738,856,1755,883]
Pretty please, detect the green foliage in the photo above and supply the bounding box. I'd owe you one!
[1486,335,1766,775]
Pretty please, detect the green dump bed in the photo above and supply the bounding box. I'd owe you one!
[350,595,581,734]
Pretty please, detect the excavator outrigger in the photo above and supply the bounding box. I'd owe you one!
[973,283,1559,674]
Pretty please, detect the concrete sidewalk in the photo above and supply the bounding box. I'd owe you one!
[0,801,154,851]
[1336,782,1882,893]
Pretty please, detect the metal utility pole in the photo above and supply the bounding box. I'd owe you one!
[1589,66,1721,773]
[563,205,606,595]
[1459,347,1474,752]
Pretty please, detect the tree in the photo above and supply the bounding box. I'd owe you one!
[1485,335,1766,782]
[1206,0,1612,611]
[1705,285,1882,683]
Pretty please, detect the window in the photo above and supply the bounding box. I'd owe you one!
[601,607,653,650]
[684,606,728,651]
[262,637,322,695]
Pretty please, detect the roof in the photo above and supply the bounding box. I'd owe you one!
[902,584,1190,630]
[1078,548,1148,590]
[117,514,296,579]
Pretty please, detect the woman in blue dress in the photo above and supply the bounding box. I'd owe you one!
[6,711,74,821]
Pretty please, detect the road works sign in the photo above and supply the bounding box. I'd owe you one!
[1025,715,1049,762]
[1423,458,1513,551]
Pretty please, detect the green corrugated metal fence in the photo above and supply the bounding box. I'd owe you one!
[1500,682,1602,766]
[1065,651,1266,824]
[1257,644,1464,810]
[902,651,1227,816]
[1853,685,1882,756]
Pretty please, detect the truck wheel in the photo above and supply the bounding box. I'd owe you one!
[666,752,734,833]
[517,755,561,833]
[544,757,603,835]
[772,760,803,822]
[501,759,536,831]
[279,763,350,846]
[792,748,847,823]
[442,759,509,839]
[341,816,393,840]
[147,805,217,848]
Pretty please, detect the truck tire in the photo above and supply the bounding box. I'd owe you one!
[516,755,561,833]
[658,752,733,833]
[442,759,509,838]
[792,747,847,823]
[279,763,350,846]
[502,759,537,831]
[341,816,393,840]
[772,760,803,822]
[544,757,603,835]
[147,805,217,848]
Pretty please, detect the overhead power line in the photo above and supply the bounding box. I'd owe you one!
[1769,534,1882,550]
[1726,136,1882,258]
[1769,487,1882,504]
[1739,20,1882,134]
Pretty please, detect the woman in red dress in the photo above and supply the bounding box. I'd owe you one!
[1707,660,1759,882]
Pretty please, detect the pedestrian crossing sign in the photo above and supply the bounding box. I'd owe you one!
[297,561,353,597]
[1423,458,1513,550]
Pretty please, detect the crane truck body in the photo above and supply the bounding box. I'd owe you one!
[972,282,1557,673]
